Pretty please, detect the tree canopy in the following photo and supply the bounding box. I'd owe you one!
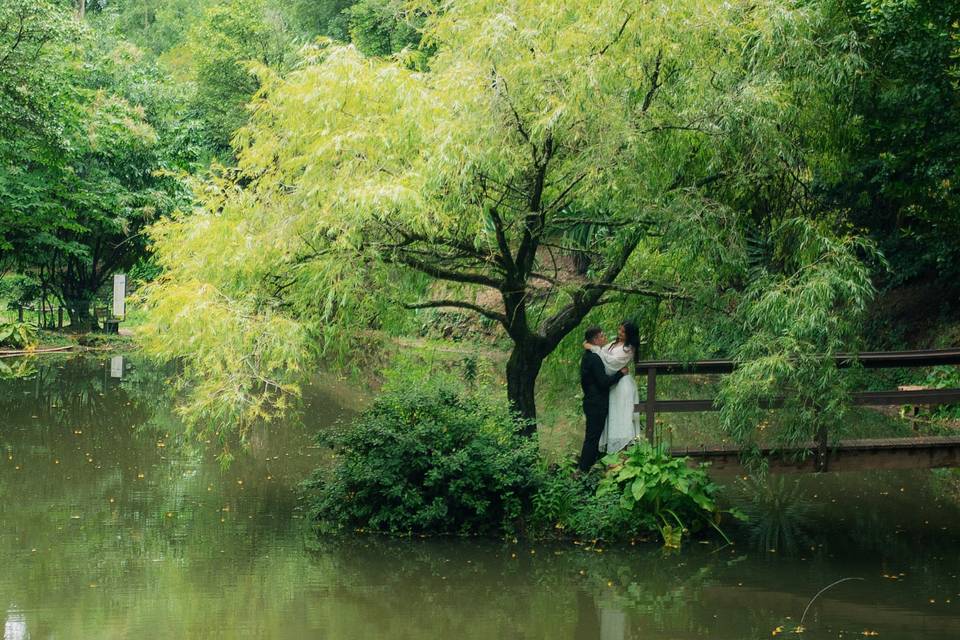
[0,1,192,327]
[140,0,876,437]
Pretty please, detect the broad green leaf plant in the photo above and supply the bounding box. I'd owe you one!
[598,443,741,549]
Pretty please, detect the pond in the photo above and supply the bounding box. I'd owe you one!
[0,355,958,639]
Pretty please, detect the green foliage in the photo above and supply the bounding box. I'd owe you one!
[825,0,960,286]
[142,0,878,434]
[597,443,737,549]
[913,365,960,421]
[345,0,422,58]
[99,0,209,55]
[716,218,879,455]
[287,0,357,40]
[0,321,38,349]
[303,381,540,536]
[0,274,41,308]
[529,460,650,542]
[0,2,193,327]
[186,0,295,153]
[0,0,80,257]
[305,376,735,545]
[128,256,163,285]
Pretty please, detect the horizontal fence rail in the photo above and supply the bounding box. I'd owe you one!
[633,349,960,468]
[643,388,960,414]
[635,348,960,376]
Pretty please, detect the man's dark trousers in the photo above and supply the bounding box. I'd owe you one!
[578,405,608,472]
[578,350,624,472]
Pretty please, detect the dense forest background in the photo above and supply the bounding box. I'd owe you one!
[1,0,958,442]
[0,0,425,328]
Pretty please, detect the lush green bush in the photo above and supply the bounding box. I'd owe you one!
[304,383,541,536]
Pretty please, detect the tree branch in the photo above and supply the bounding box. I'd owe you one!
[544,172,587,213]
[596,13,633,56]
[514,136,554,278]
[403,299,507,325]
[641,49,663,113]
[582,281,689,301]
[540,228,645,345]
[538,241,602,256]
[391,252,503,289]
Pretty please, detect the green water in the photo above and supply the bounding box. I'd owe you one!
[1,356,958,639]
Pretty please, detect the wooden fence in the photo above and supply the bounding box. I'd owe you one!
[635,348,960,444]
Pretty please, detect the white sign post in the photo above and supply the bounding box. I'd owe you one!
[112,274,126,319]
[110,356,124,379]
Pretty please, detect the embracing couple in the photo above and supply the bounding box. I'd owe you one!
[578,322,642,472]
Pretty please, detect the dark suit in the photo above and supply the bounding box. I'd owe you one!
[578,350,625,471]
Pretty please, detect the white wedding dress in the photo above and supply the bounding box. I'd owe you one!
[590,343,640,454]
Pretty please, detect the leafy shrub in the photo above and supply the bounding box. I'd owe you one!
[597,443,740,548]
[917,365,960,421]
[0,321,38,349]
[530,460,655,542]
[304,383,541,537]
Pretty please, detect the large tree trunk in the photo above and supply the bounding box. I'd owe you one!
[66,298,97,332]
[505,338,548,434]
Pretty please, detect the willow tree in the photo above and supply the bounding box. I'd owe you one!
[142,0,862,432]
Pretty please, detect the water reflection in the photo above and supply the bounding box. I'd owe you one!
[0,356,957,639]
[3,608,27,640]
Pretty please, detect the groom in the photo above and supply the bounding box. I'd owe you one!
[578,326,628,472]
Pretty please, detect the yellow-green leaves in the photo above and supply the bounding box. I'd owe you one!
[142,0,873,438]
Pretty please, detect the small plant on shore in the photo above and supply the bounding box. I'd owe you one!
[0,321,38,350]
[530,459,651,541]
[598,443,740,549]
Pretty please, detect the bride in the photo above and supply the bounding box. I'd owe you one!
[584,322,641,454]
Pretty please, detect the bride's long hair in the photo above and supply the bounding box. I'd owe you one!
[616,321,641,364]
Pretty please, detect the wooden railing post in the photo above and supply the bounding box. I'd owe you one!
[58,306,64,329]
[645,366,656,444]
